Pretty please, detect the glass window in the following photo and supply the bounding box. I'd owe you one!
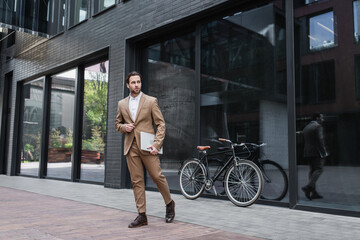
[146,32,196,191]
[306,0,320,3]
[94,0,116,14]
[19,79,44,176]
[295,1,360,212]
[294,0,326,8]
[300,60,336,104]
[0,0,65,36]
[200,3,288,202]
[309,11,335,51]
[69,0,89,27]
[47,69,76,179]
[0,0,16,26]
[24,0,36,30]
[354,0,360,43]
[80,61,108,183]
[43,0,66,35]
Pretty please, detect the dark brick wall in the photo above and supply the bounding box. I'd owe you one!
[1,0,231,188]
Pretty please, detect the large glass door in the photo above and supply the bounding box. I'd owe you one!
[141,2,288,202]
[80,61,108,183]
[46,69,76,179]
[19,78,44,176]
[145,32,196,190]
[200,2,288,202]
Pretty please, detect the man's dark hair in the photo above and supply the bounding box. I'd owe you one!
[126,71,142,84]
[312,112,322,120]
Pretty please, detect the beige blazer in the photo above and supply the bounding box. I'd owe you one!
[115,93,166,156]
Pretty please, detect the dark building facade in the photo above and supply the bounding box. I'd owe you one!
[1,0,360,217]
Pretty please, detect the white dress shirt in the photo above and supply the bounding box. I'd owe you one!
[129,92,142,121]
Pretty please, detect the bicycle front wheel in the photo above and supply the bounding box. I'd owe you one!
[224,160,263,207]
[179,159,206,200]
[260,160,288,201]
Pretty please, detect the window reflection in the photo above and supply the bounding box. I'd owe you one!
[20,79,44,176]
[296,1,360,212]
[300,61,336,104]
[94,0,115,14]
[309,11,335,51]
[47,69,76,179]
[146,33,196,190]
[80,61,108,183]
[200,3,288,202]
[69,0,89,27]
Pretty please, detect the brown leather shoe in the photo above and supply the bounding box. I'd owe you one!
[128,213,148,228]
[165,200,175,223]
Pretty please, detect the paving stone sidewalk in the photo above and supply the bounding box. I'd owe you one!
[0,187,261,240]
[1,175,360,240]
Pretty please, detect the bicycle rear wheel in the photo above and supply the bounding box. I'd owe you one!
[259,160,288,201]
[224,160,263,207]
[179,159,206,200]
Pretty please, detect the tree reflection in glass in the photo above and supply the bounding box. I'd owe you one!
[80,61,108,183]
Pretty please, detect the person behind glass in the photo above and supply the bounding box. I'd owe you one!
[301,113,328,200]
[115,71,175,228]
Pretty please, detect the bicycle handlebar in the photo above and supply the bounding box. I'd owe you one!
[218,138,267,149]
[245,143,267,148]
[218,138,245,147]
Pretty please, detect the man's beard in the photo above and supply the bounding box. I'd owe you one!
[131,88,140,95]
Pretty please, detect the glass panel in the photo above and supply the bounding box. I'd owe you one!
[200,2,288,202]
[80,61,108,182]
[309,11,335,51]
[354,0,360,43]
[24,0,36,30]
[0,0,17,26]
[0,0,64,36]
[103,0,115,8]
[94,0,116,13]
[69,0,89,27]
[295,2,360,212]
[146,32,196,190]
[47,69,76,179]
[38,0,50,34]
[47,0,66,35]
[19,79,44,176]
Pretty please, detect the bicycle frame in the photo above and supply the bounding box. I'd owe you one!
[201,150,234,182]
[198,141,246,183]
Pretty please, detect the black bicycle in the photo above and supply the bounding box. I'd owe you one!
[211,142,288,201]
[178,138,264,207]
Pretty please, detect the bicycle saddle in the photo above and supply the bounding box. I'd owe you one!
[197,146,211,151]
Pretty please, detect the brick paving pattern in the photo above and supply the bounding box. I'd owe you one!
[0,187,262,240]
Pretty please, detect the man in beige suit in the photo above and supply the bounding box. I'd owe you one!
[115,71,175,228]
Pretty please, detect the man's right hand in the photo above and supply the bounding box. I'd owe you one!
[125,123,135,132]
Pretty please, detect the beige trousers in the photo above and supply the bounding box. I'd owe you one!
[126,140,172,213]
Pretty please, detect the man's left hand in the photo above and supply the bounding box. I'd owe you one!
[147,145,159,155]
